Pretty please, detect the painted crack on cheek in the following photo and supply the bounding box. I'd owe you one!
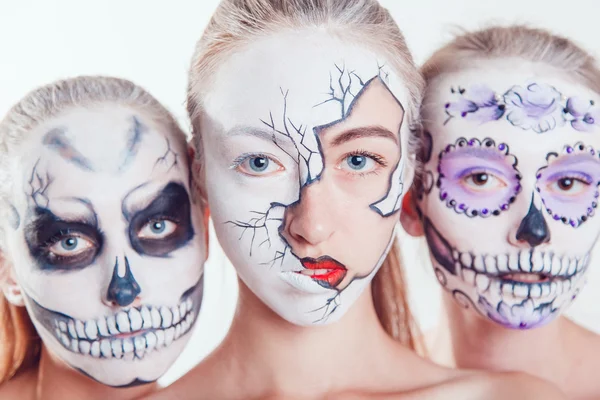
[225,203,285,258]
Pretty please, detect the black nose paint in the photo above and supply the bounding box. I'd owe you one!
[106,256,141,307]
[516,197,550,247]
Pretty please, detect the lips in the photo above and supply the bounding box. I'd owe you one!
[299,256,347,289]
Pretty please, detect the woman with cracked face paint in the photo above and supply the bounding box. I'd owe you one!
[0,76,208,399]
[147,2,564,399]
[401,26,600,398]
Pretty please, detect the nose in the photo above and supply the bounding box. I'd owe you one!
[284,181,335,248]
[104,256,141,307]
[515,196,551,247]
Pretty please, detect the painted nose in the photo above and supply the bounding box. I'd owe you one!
[515,198,550,247]
[285,182,335,247]
[106,256,141,307]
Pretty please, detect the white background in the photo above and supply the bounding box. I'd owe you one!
[1,0,598,386]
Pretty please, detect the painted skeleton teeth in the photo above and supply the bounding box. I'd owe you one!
[519,252,530,272]
[475,274,490,292]
[508,253,520,272]
[496,254,509,273]
[160,306,172,328]
[141,306,152,330]
[50,298,196,360]
[117,311,131,333]
[460,253,472,268]
[453,248,587,296]
[532,252,544,273]
[85,320,98,340]
[463,269,476,285]
[472,255,485,273]
[484,255,497,274]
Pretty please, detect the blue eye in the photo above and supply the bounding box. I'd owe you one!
[150,221,166,234]
[250,157,269,172]
[233,154,284,177]
[61,237,78,251]
[346,155,368,170]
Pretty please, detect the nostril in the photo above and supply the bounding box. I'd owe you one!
[106,256,141,308]
[516,198,551,247]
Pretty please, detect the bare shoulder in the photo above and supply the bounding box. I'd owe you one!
[409,371,567,400]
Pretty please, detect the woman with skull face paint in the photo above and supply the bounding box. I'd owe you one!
[147,2,565,399]
[401,26,600,398]
[0,76,208,399]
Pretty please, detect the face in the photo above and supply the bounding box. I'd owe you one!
[201,31,412,325]
[3,105,206,386]
[417,62,600,329]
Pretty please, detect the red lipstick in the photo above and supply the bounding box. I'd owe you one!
[299,256,347,289]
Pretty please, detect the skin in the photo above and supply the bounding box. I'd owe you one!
[402,59,600,399]
[0,103,208,399]
[146,31,564,399]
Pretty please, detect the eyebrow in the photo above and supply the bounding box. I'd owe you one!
[226,126,278,142]
[330,126,398,147]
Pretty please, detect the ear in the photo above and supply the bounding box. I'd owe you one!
[400,190,424,237]
[1,258,25,307]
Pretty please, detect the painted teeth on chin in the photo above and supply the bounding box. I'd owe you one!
[496,254,509,273]
[460,253,472,268]
[130,308,143,331]
[473,255,485,273]
[568,259,577,275]
[117,311,131,333]
[551,255,562,275]
[532,252,544,273]
[52,299,196,360]
[519,251,530,272]
[484,255,497,274]
[475,273,490,292]
[508,253,519,272]
[463,269,476,285]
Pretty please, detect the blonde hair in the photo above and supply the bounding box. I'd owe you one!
[421,25,600,97]
[187,0,423,347]
[0,75,188,384]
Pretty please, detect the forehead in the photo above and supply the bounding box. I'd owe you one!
[202,29,411,133]
[424,60,600,155]
[16,104,186,199]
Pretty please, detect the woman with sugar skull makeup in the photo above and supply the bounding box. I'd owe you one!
[147,2,564,399]
[401,26,600,398]
[0,76,209,399]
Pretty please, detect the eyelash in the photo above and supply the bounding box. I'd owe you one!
[230,153,273,169]
[547,172,593,185]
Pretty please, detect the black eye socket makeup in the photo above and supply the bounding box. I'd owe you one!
[126,182,194,257]
[25,207,104,271]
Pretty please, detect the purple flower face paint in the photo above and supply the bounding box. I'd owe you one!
[444,82,600,133]
[417,67,600,330]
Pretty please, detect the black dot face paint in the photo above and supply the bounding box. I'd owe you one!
[125,182,194,258]
[536,142,600,228]
[436,137,522,218]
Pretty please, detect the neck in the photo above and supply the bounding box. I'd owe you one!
[214,279,404,397]
[34,347,157,400]
[444,293,573,385]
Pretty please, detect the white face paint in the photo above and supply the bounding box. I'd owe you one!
[419,61,600,329]
[201,30,413,325]
[4,104,206,386]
